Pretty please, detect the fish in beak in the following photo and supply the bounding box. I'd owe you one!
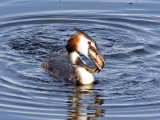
[77,46,105,73]
[88,44,105,73]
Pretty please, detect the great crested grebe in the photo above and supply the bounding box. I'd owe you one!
[43,28,105,85]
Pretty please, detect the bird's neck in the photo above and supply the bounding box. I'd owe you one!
[69,51,94,85]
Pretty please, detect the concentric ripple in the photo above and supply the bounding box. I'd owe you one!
[0,0,160,120]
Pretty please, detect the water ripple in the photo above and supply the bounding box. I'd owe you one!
[0,1,160,119]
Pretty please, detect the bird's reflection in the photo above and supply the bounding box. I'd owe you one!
[67,84,105,120]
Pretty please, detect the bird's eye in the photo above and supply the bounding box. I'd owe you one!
[88,41,91,45]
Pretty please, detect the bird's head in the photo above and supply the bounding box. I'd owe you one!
[66,28,105,73]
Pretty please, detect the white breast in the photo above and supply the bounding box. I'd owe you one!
[69,51,95,85]
[75,67,94,85]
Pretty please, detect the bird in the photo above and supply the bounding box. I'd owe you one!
[42,28,105,85]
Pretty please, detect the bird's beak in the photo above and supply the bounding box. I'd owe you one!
[88,45,105,73]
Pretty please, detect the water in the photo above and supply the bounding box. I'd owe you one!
[0,0,160,120]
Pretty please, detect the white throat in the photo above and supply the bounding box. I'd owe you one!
[69,51,94,85]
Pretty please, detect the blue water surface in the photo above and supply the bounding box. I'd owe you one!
[0,0,160,120]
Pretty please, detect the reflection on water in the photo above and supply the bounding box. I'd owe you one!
[67,85,104,120]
